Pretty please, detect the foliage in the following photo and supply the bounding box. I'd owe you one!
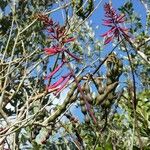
[0,0,150,150]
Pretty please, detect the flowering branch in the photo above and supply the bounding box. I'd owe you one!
[101,3,129,44]
[38,14,80,94]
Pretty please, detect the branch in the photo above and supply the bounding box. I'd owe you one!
[43,76,82,124]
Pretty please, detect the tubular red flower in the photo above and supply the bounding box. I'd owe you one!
[116,14,125,23]
[101,26,116,37]
[48,78,64,90]
[44,61,65,80]
[44,45,64,55]
[104,36,114,45]
[54,74,71,94]
[47,72,72,94]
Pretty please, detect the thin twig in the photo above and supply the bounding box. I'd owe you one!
[122,39,143,149]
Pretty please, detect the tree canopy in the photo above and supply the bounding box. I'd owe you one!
[0,0,150,149]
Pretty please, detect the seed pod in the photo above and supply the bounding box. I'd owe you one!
[67,83,77,98]
[80,100,85,106]
[81,84,85,91]
[106,78,113,86]
[94,78,104,94]
[118,59,123,68]
[106,71,111,78]
[70,92,78,102]
[85,115,90,123]
[107,93,115,101]
[81,106,86,114]
[84,94,92,105]
[72,82,77,89]
[95,78,102,85]
[102,100,111,108]
[76,76,83,82]
[113,64,119,74]
[79,93,83,99]
[95,95,103,104]
[84,82,90,93]
[98,87,104,94]
[79,94,85,106]
[95,81,117,105]
[67,90,73,98]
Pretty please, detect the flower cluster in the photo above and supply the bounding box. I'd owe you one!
[101,3,129,44]
[38,14,80,94]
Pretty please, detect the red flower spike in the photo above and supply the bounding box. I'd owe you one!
[44,61,65,80]
[48,78,64,89]
[101,3,129,45]
[40,16,80,94]
[104,3,116,19]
